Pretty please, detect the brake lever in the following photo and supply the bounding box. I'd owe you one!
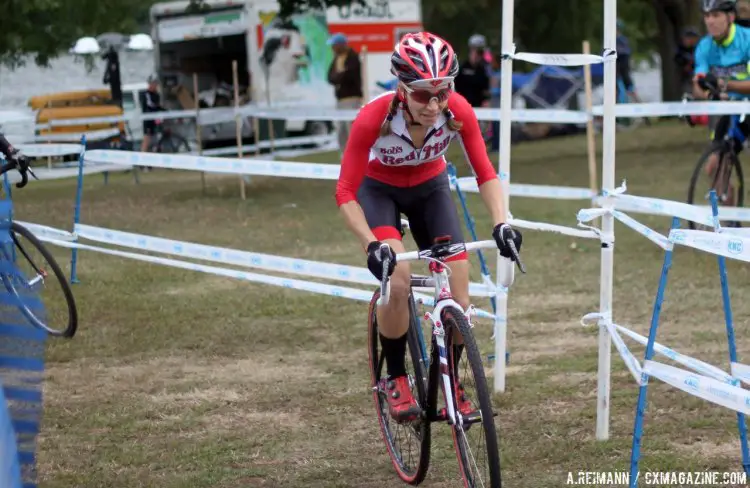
[377,244,393,306]
[507,238,526,274]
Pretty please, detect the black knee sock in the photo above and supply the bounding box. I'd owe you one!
[380,332,408,378]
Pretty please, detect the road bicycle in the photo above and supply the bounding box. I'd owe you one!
[368,235,524,487]
[685,77,745,230]
[0,156,78,337]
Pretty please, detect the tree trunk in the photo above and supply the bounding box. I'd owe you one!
[653,0,701,101]
[652,0,680,100]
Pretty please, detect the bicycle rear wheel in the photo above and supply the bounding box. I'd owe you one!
[443,306,501,488]
[0,222,78,337]
[368,290,431,485]
[157,132,191,154]
[688,144,744,229]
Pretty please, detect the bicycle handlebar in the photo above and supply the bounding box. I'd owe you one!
[377,238,525,306]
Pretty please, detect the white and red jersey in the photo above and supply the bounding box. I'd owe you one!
[335,91,498,206]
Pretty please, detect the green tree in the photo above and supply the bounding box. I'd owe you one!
[1,0,156,68]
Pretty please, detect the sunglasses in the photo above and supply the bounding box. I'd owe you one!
[404,85,453,104]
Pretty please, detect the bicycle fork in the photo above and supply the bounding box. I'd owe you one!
[425,300,474,427]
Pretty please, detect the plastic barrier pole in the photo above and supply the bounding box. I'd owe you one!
[495,0,515,394]
[70,135,87,284]
[597,0,617,442]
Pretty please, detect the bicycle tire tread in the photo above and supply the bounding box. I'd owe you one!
[444,307,502,488]
[10,222,78,337]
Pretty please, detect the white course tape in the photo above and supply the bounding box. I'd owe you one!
[731,362,750,385]
[509,52,612,67]
[644,360,750,415]
[16,144,83,157]
[454,176,595,199]
[605,321,643,385]
[25,98,750,134]
[241,105,360,122]
[581,313,643,385]
[669,228,750,262]
[508,216,599,239]
[591,100,750,118]
[473,108,590,124]
[577,207,673,251]
[85,149,341,179]
[199,134,336,156]
[2,163,130,184]
[41,235,496,320]
[615,324,734,384]
[15,221,76,242]
[73,224,501,299]
[596,193,717,226]
[32,128,120,142]
[45,236,379,302]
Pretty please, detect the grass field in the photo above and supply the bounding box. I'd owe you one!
[11,120,750,487]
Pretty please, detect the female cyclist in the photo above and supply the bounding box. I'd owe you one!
[335,32,522,422]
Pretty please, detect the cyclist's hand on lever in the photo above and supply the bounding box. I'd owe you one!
[6,150,35,189]
[367,241,396,305]
[367,240,396,281]
[492,223,525,273]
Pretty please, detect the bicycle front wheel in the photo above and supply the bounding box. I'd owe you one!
[0,222,78,337]
[688,144,745,230]
[368,290,431,485]
[443,306,501,488]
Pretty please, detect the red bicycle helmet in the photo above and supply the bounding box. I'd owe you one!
[390,32,459,86]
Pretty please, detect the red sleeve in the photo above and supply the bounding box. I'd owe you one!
[335,94,393,206]
[448,93,497,186]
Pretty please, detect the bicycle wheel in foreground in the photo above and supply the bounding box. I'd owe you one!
[688,144,745,230]
[443,307,502,488]
[368,290,431,485]
[0,222,78,337]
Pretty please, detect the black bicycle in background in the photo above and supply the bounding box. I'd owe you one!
[0,156,77,337]
[684,73,745,229]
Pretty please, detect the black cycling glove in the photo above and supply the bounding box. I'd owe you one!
[492,223,522,260]
[366,241,396,280]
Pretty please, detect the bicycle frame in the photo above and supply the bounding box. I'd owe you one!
[378,239,502,427]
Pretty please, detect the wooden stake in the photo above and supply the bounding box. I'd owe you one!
[360,45,369,102]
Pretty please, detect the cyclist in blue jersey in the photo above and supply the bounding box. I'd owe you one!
[694,0,750,204]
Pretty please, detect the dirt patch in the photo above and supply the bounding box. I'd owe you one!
[670,439,743,458]
[163,274,241,296]
[45,355,330,404]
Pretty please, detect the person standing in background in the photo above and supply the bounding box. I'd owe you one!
[327,33,363,157]
[102,46,122,108]
[675,27,701,94]
[139,75,165,170]
[455,34,491,109]
[489,53,502,151]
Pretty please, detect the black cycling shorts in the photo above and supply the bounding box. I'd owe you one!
[357,170,467,261]
[143,120,156,136]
